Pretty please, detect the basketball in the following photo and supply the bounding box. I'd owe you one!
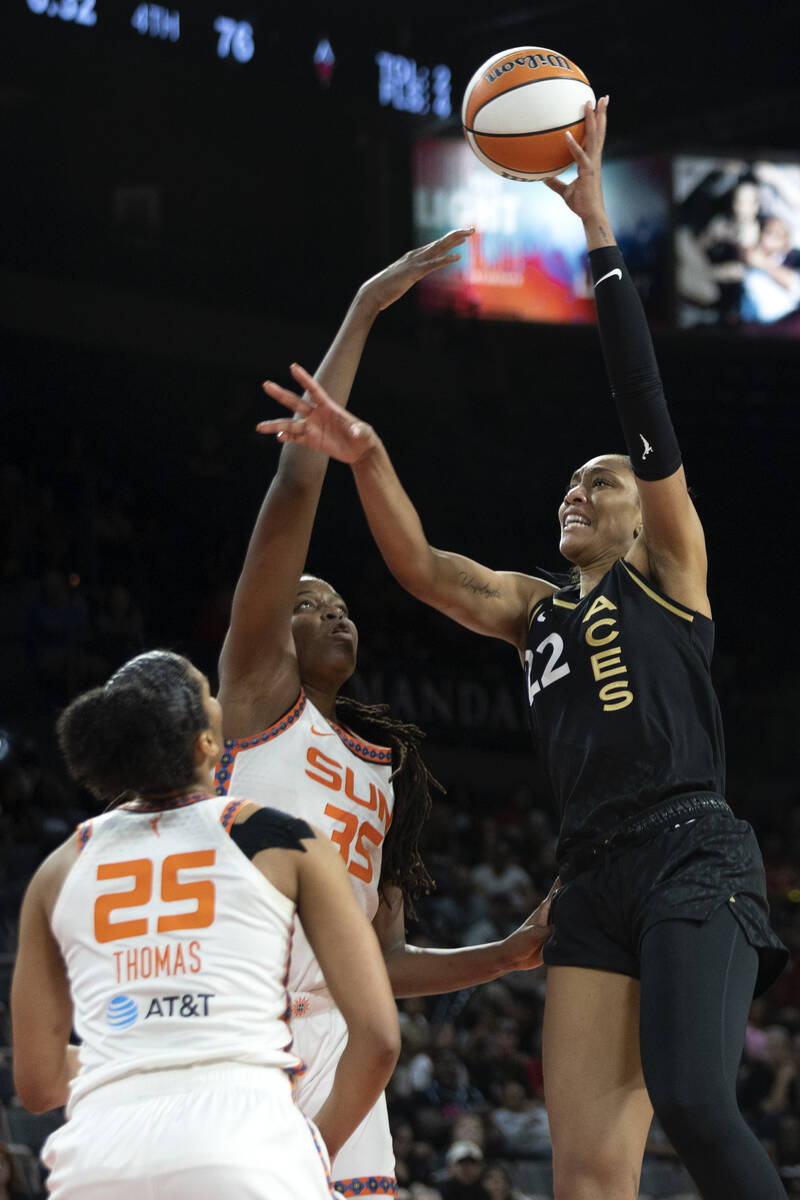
[461,46,595,182]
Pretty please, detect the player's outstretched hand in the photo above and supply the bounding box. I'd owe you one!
[358,227,475,313]
[497,878,560,973]
[257,363,376,463]
[544,95,608,219]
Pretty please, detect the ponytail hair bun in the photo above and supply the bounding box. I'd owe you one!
[57,650,207,801]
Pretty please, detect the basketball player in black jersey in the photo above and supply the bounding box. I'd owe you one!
[256,98,788,1200]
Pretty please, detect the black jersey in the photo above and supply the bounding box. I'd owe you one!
[524,558,725,857]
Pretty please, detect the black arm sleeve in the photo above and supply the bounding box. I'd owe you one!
[589,244,682,481]
[229,806,313,859]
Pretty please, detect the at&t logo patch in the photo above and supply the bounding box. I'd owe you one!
[106,995,139,1030]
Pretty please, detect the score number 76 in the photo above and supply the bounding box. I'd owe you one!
[213,15,254,63]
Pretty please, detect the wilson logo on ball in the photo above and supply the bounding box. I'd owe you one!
[462,45,594,182]
[484,51,573,83]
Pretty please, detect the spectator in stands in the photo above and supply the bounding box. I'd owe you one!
[439,1141,490,1200]
[393,1120,438,1193]
[489,1081,551,1158]
[0,1142,26,1199]
[471,840,534,914]
[481,1163,534,1200]
[739,1024,797,1152]
[422,1050,486,1120]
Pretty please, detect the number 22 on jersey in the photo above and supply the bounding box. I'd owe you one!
[525,632,570,704]
[94,852,216,943]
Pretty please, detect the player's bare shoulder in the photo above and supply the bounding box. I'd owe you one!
[26,831,81,922]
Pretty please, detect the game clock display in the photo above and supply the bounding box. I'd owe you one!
[17,2,454,113]
[22,0,257,64]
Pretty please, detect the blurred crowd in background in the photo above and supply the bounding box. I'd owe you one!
[1,371,799,1198]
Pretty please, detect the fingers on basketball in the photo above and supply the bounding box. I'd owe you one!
[584,98,607,153]
[543,175,568,196]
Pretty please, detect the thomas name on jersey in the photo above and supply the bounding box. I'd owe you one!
[112,938,203,984]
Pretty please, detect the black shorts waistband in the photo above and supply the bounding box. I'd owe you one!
[558,792,731,882]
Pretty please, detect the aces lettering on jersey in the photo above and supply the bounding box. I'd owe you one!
[582,595,634,711]
[304,748,392,882]
[526,596,634,713]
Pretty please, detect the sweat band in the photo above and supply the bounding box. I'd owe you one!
[589,245,682,481]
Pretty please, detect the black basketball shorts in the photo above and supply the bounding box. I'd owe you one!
[542,809,787,996]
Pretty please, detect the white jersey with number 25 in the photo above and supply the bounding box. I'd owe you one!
[52,795,300,1114]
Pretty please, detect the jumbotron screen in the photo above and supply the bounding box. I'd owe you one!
[412,137,671,326]
[673,156,800,336]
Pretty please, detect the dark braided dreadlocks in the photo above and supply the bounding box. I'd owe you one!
[334,695,441,917]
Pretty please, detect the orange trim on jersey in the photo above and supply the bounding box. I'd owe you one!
[326,719,392,767]
[76,820,93,854]
[334,1177,399,1197]
[214,690,392,797]
[214,692,308,795]
[219,798,248,832]
[299,1109,338,1196]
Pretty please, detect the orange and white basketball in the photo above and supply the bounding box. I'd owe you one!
[461,46,595,181]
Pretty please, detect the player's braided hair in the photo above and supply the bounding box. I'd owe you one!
[334,695,441,916]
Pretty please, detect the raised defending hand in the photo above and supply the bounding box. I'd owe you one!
[257,363,375,463]
[357,227,474,313]
[497,878,560,973]
[544,95,609,219]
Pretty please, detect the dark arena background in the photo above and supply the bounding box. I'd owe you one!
[1,3,799,1196]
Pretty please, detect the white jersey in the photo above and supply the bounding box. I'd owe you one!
[52,794,300,1113]
[215,690,394,996]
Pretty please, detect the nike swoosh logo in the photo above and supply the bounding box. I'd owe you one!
[310,725,335,737]
[594,268,622,288]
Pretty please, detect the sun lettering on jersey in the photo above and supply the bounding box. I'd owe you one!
[582,595,634,711]
[112,939,203,984]
[304,747,392,883]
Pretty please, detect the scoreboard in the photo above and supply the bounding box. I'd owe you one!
[15,2,453,116]
[21,2,257,65]
[2,3,458,321]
